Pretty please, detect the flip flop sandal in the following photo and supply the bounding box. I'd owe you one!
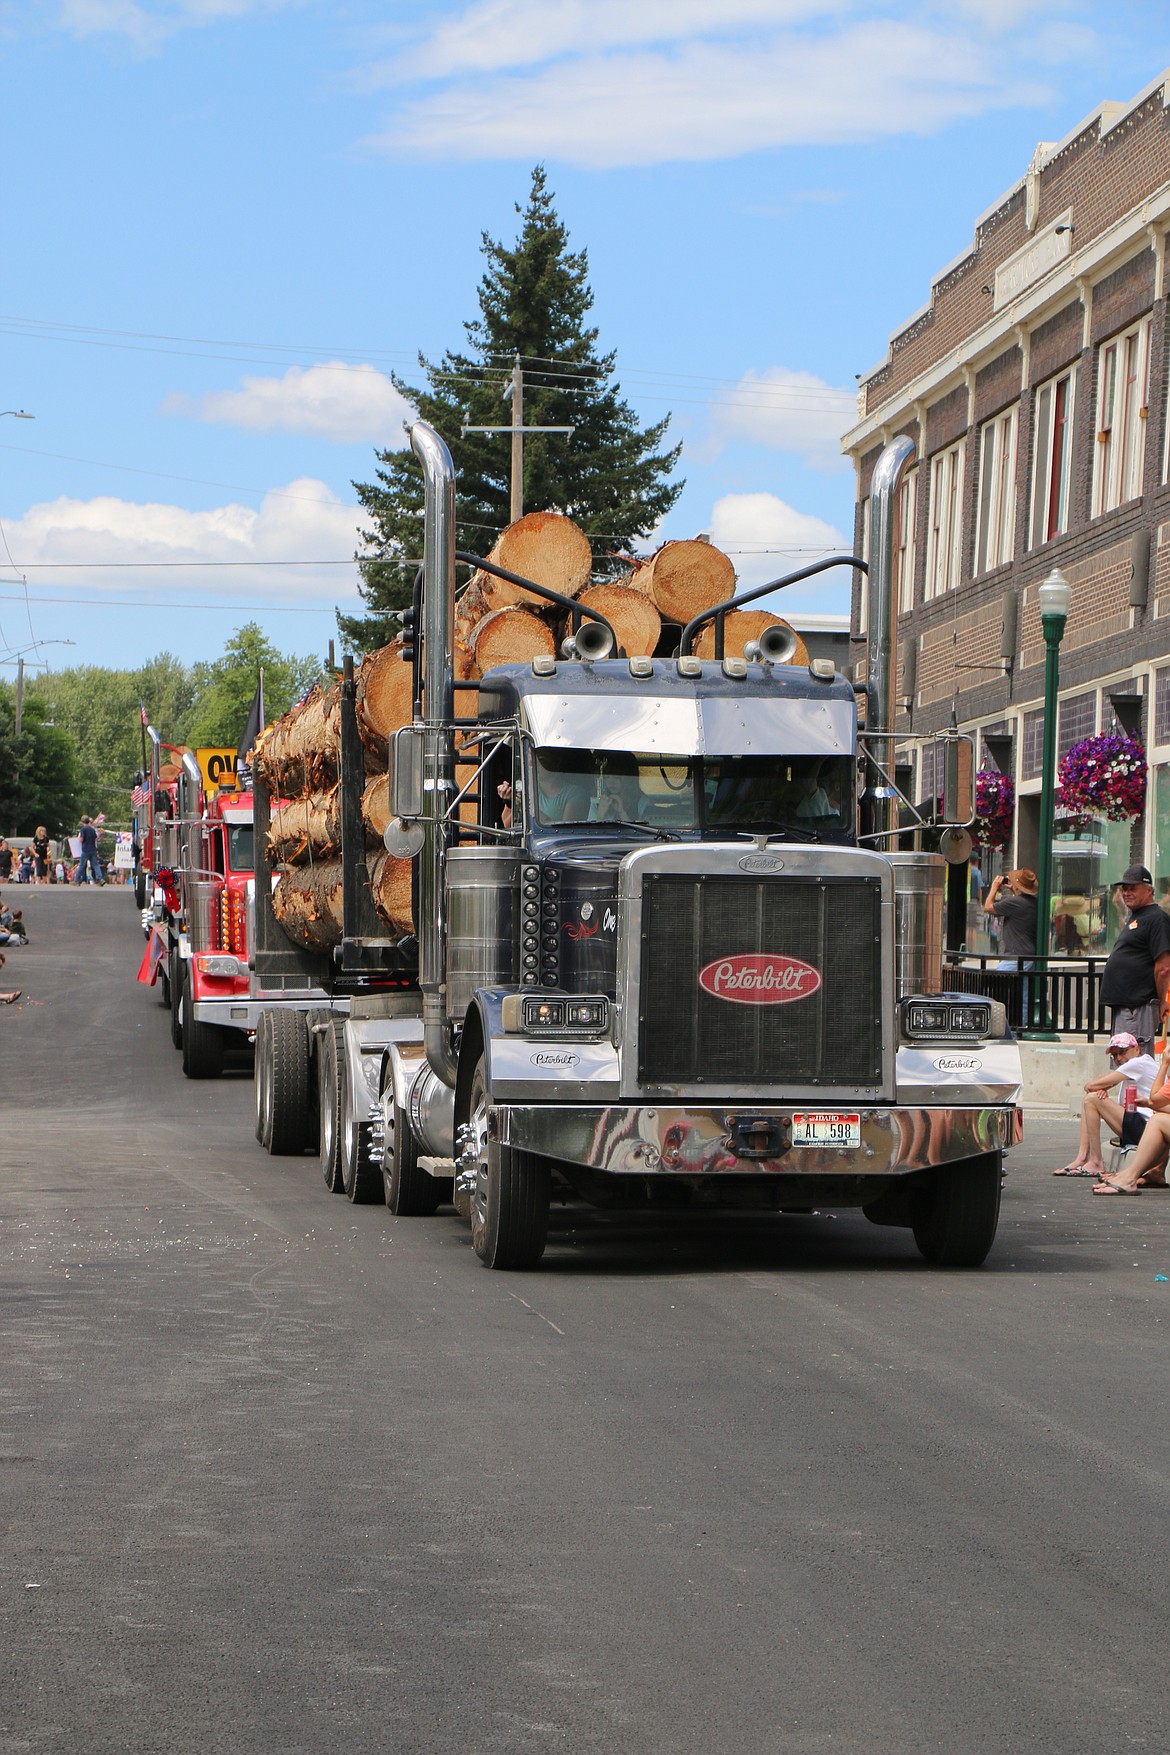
[1054,1165,1097,1176]
[1,991,20,1005]
[1092,1179,1142,1195]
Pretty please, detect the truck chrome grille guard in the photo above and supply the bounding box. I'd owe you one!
[636,872,883,1089]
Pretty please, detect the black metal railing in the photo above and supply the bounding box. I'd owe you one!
[943,953,1110,1039]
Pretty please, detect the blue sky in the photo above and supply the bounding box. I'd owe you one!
[1,0,1167,682]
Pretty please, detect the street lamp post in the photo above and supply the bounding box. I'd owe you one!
[1026,567,1071,1037]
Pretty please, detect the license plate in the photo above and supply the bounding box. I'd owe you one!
[791,1111,861,1147]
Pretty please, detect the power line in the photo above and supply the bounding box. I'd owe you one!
[0,313,854,409]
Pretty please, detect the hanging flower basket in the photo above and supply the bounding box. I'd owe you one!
[972,769,1014,850]
[1057,734,1147,822]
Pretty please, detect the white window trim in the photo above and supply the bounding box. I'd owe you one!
[975,404,1018,575]
[925,440,965,600]
[1029,366,1076,549]
[1093,314,1151,517]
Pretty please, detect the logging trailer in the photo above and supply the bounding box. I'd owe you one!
[245,420,1022,1268]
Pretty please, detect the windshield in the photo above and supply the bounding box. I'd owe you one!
[531,750,853,838]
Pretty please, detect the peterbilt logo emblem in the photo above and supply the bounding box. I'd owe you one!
[738,854,784,873]
[698,953,821,1005]
[934,1054,982,1072]
[532,1051,580,1068]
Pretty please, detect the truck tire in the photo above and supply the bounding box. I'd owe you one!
[468,1057,550,1269]
[318,1020,346,1193]
[181,967,224,1080]
[912,1151,1002,1268]
[342,1115,381,1204]
[385,1089,444,1216]
[134,873,147,910]
[268,1011,312,1157]
[254,1013,273,1146]
[169,950,183,1049]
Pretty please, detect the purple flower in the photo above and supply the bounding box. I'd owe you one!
[1057,735,1147,821]
[973,768,1015,850]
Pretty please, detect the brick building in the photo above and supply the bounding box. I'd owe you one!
[842,68,1170,954]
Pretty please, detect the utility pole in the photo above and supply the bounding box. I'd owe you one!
[462,355,575,523]
[14,656,23,737]
[509,356,524,522]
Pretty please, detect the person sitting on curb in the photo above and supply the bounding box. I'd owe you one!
[1092,1091,1170,1193]
[1053,1032,1164,1178]
[0,949,20,1005]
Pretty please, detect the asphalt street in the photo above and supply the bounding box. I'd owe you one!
[2,886,1169,1754]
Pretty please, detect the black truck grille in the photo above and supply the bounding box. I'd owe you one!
[637,874,882,1088]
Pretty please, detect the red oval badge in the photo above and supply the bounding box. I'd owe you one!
[698,952,822,1006]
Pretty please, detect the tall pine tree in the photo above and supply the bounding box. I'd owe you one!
[340,167,683,650]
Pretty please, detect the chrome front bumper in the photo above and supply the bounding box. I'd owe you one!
[497,1103,1021,1177]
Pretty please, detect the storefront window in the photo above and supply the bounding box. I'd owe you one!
[1154,764,1170,914]
[1051,816,1133,955]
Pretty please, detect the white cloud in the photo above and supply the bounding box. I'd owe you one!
[708,490,845,587]
[5,479,364,606]
[381,0,837,83]
[371,20,1051,168]
[714,366,854,471]
[163,362,416,445]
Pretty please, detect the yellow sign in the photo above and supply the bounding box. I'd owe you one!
[196,747,239,791]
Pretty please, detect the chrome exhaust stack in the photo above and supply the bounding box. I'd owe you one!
[862,433,915,844]
[410,421,459,1087]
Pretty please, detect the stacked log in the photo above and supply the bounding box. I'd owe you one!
[576,583,660,658]
[623,539,736,625]
[695,611,807,665]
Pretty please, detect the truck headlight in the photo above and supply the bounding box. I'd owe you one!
[196,953,242,977]
[903,997,1003,1040]
[501,994,609,1034]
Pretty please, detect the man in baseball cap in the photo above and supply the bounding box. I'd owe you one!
[1099,865,1170,1053]
[1054,1031,1161,1176]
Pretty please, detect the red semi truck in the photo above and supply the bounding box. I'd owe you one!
[136,736,338,1079]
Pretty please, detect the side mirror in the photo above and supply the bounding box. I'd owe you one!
[391,726,426,820]
[939,734,974,826]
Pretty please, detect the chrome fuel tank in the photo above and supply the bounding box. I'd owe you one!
[445,845,521,1020]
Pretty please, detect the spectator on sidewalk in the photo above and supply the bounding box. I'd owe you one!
[74,817,106,886]
[1054,1033,1164,1178]
[31,826,50,885]
[1099,865,1170,1054]
[0,838,11,882]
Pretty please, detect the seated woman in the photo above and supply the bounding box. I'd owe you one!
[1091,1042,1170,1194]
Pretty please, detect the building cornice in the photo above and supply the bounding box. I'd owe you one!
[843,188,1170,457]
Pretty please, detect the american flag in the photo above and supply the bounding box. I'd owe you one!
[130,782,149,809]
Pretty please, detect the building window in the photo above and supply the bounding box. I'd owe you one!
[975,405,1018,574]
[1155,667,1170,747]
[1029,368,1075,548]
[1093,315,1151,516]
[1020,707,1045,781]
[1057,692,1096,760]
[894,467,918,615]
[925,440,965,598]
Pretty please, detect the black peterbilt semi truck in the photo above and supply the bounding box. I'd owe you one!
[249,423,1022,1269]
